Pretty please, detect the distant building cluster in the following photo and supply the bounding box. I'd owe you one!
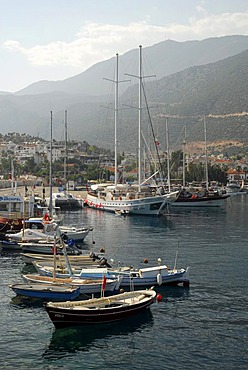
[0,140,115,166]
[0,139,248,184]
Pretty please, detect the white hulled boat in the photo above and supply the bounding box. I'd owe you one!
[85,183,178,215]
[85,48,178,216]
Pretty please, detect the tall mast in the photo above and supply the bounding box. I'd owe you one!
[49,111,53,216]
[125,45,155,191]
[165,118,171,192]
[104,53,128,189]
[11,159,14,195]
[138,45,142,192]
[64,110,68,191]
[114,54,119,189]
[182,125,187,188]
[204,115,209,190]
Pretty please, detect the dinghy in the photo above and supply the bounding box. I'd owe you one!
[45,288,156,328]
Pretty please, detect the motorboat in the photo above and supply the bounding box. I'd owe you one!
[4,217,92,243]
[34,263,190,288]
[225,180,242,195]
[46,192,83,210]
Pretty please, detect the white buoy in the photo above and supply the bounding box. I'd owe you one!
[157,273,162,285]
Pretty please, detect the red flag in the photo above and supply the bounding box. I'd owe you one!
[101,275,107,292]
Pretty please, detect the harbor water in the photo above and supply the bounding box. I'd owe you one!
[0,195,248,369]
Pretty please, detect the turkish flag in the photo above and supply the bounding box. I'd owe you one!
[101,275,107,292]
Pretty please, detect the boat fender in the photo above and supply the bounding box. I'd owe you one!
[157,273,162,286]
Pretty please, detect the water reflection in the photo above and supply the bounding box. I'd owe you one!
[43,310,154,359]
[155,285,190,302]
[10,295,47,308]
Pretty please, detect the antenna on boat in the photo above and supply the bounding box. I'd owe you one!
[174,244,179,271]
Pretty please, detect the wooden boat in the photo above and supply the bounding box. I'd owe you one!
[22,274,121,294]
[0,239,82,255]
[20,252,107,265]
[32,254,111,272]
[169,189,230,207]
[45,288,156,328]
[34,263,190,287]
[0,239,22,251]
[19,240,82,255]
[9,283,80,300]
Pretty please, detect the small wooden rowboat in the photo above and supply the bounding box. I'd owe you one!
[9,283,81,301]
[45,288,156,328]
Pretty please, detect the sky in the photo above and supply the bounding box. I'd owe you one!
[0,0,247,92]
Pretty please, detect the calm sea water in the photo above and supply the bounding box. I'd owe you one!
[1,196,248,369]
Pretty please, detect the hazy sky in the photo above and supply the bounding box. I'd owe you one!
[0,0,247,92]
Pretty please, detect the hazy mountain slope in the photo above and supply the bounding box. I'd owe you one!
[117,49,248,151]
[0,36,247,151]
[15,35,248,96]
[153,48,248,114]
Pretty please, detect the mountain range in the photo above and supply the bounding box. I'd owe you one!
[0,35,248,152]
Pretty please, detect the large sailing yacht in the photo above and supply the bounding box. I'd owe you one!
[85,47,178,216]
